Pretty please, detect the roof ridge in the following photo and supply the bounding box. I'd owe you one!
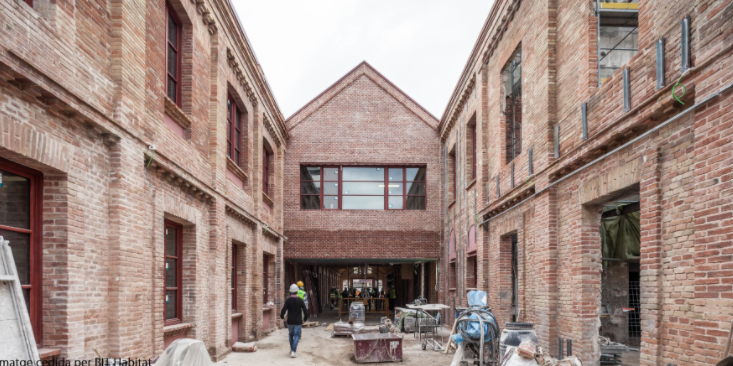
[285,62,439,131]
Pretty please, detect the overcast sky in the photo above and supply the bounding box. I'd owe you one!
[232,1,494,120]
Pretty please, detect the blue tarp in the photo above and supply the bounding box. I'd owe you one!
[451,290,495,344]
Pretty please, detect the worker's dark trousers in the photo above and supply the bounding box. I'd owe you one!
[389,299,396,311]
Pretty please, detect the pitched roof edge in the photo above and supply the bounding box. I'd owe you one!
[286,61,439,131]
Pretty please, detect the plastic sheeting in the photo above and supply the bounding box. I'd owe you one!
[467,290,488,306]
[601,206,640,268]
[154,339,213,366]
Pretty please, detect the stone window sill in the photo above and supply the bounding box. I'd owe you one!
[465,179,477,191]
[449,288,456,292]
[263,304,275,311]
[164,96,192,130]
[226,158,249,182]
[232,312,243,320]
[262,192,274,208]
[163,322,195,337]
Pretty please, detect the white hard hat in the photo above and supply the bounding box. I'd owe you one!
[290,284,299,293]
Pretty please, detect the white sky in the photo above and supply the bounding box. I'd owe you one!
[232,1,494,120]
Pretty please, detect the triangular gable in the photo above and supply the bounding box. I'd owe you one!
[285,61,439,131]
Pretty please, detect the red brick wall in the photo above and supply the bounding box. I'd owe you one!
[440,0,733,365]
[0,0,286,361]
[283,63,441,261]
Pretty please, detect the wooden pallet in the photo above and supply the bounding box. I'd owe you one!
[302,321,319,328]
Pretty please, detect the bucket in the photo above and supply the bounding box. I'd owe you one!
[499,322,538,357]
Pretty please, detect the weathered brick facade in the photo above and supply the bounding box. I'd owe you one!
[3,0,733,364]
[440,0,733,365]
[0,0,286,361]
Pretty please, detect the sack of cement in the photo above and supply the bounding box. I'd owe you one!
[333,320,365,336]
[232,342,256,352]
[357,325,380,334]
[155,339,213,366]
[500,347,538,366]
[403,317,417,333]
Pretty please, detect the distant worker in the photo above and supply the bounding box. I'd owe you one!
[281,284,308,358]
[297,281,308,309]
[362,286,371,311]
[329,286,339,310]
[388,286,397,312]
[341,287,349,299]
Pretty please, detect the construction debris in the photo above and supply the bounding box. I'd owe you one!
[232,342,257,352]
[302,321,319,328]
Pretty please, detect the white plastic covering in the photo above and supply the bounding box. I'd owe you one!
[154,339,213,366]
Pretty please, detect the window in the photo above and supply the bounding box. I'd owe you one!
[24,0,33,7]
[504,47,522,164]
[231,245,237,312]
[262,146,272,196]
[0,158,42,345]
[597,1,639,85]
[467,118,477,181]
[262,255,269,304]
[299,166,426,210]
[166,4,182,105]
[227,96,242,166]
[164,220,183,324]
[449,151,457,200]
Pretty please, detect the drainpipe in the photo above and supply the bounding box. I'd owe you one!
[420,263,425,299]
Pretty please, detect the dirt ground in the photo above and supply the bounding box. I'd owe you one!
[216,310,454,366]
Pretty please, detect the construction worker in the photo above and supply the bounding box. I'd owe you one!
[280,284,308,358]
[296,281,308,309]
[329,286,339,310]
[388,286,397,312]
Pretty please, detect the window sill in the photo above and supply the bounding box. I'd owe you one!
[465,179,477,191]
[232,312,243,320]
[262,304,274,311]
[448,200,456,209]
[164,96,192,129]
[163,322,195,336]
[226,157,248,182]
[262,192,274,208]
[449,288,456,292]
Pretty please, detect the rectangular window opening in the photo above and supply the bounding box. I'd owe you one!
[227,95,243,167]
[300,165,426,210]
[597,4,639,86]
[165,4,182,106]
[164,220,183,324]
[503,47,522,165]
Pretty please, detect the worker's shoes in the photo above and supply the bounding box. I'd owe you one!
[290,352,297,358]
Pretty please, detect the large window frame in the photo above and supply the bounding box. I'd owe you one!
[262,254,269,304]
[165,3,182,106]
[299,165,427,210]
[0,158,43,346]
[164,220,183,325]
[227,95,242,166]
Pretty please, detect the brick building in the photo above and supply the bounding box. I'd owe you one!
[3,0,733,364]
[0,0,286,361]
[440,0,733,365]
[283,62,441,309]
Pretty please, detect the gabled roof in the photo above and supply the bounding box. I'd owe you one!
[285,61,439,131]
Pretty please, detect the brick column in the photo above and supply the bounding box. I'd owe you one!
[532,188,558,356]
[639,147,663,366]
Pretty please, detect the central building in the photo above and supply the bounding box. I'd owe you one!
[283,62,441,309]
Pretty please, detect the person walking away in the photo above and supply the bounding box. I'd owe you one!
[281,284,308,358]
[362,286,371,312]
[388,286,397,313]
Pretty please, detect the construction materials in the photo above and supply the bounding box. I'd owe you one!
[452,291,501,365]
[325,323,334,331]
[499,323,538,359]
[599,336,627,365]
[0,236,40,362]
[332,320,365,337]
[302,321,319,328]
[232,342,257,352]
[407,303,449,351]
[352,333,403,363]
[350,301,366,323]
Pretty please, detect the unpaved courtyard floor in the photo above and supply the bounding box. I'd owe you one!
[216,320,453,366]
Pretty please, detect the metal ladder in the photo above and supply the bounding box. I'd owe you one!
[0,236,40,361]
